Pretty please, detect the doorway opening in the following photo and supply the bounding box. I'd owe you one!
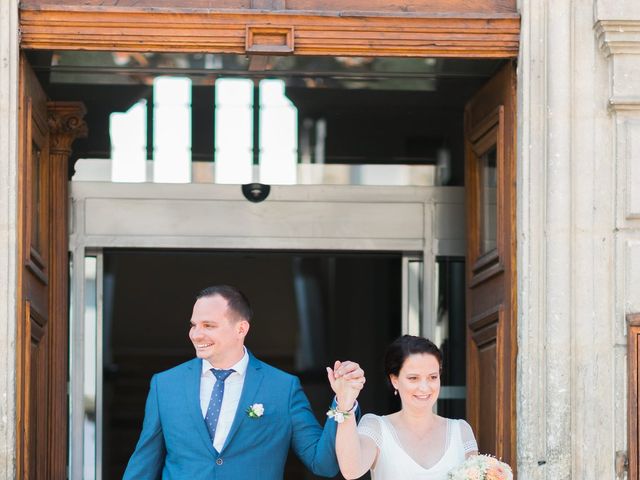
[100,249,402,479]
[78,248,468,479]
[22,50,506,478]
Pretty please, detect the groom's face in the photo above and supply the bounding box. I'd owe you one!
[188,294,249,366]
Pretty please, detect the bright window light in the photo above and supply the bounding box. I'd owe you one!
[259,79,297,185]
[153,76,192,183]
[215,78,253,184]
[110,100,147,182]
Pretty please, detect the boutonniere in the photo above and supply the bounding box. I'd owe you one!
[247,403,264,418]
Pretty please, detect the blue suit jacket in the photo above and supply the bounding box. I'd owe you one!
[123,353,339,479]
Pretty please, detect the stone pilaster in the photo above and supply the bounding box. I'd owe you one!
[596,2,640,478]
[518,0,615,478]
[0,1,19,479]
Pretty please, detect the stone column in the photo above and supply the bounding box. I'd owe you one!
[0,1,19,478]
[518,0,615,478]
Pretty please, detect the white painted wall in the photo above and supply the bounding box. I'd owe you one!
[0,1,18,478]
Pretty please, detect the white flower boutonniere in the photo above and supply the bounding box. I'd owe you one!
[247,403,264,418]
[326,407,350,423]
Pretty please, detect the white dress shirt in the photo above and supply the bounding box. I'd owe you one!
[199,348,249,452]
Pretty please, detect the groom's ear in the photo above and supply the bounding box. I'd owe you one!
[237,319,250,337]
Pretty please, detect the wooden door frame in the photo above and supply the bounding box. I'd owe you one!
[17,1,520,476]
[19,3,519,58]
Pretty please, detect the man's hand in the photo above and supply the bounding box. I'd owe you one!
[326,360,365,411]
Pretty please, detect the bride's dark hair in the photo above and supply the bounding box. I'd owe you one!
[383,335,442,388]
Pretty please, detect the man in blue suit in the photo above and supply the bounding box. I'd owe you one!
[123,285,364,479]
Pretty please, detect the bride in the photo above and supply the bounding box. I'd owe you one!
[327,335,478,480]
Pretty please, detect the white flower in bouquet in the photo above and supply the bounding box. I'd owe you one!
[448,454,512,480]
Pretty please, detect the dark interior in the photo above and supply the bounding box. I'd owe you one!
[102,250,402,479]
[27,51,505,184]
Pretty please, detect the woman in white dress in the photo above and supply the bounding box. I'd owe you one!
[327,335,478,480]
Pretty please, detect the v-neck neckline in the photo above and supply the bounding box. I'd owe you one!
[381,416,452,471]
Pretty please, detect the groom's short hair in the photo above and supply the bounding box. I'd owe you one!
[196,285,253,323]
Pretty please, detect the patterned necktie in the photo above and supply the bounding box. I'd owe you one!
[205,368,235,443]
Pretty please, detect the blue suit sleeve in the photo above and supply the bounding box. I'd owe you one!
[289,377,339,478]
[123,375,166,480]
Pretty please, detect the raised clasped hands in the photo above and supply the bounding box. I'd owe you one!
[326,360,365,412]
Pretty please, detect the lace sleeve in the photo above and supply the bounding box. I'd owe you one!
[459,420,478,454]
[357,414,383,449]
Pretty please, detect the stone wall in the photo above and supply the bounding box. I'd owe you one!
[0,1,18,478]
[518,0,640,478]
[597,1,640,479]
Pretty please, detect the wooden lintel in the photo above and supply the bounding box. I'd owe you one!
[19,6,520,58]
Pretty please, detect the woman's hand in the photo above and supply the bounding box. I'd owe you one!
[326,360,365,411]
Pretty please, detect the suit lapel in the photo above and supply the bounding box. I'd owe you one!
[185,358,218,456]
[220,353,264,453]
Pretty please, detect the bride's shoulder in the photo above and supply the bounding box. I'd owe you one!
[359,413,383,425]
[443,417,477,443]
[357,414,385,449]
[358,413,388,434]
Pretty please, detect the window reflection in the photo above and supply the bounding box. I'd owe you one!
[214,78,254,184]
[480,146,498,254]
[110,101,147,182]
[66,54,495,186]
[153,77,192,183]
[83,256,98,479]
[259,79,298,185]
[434,257,467,419]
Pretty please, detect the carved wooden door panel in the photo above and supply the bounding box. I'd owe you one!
[17,56,86,479]
[17,56,51,480]
[464,62,517,470]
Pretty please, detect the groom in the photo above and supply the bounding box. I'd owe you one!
[123,285,364,479]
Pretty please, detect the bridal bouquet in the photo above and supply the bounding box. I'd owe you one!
[448,454,513,480]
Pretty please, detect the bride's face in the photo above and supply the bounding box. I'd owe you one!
[390,353,441,411]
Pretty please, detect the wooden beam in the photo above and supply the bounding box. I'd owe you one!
[19,6,519,58]
[629,313,640,480]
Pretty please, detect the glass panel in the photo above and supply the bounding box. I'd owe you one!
[434,257,467,418]
[74,160,437,186]
[110,101,147,182]
[402,258,423,336]
[56,53,504,187]
[215,78,254,184]
[83,256,98,479]
[259,79,298,185]
[479,146,498,254]
[153,76,192,183]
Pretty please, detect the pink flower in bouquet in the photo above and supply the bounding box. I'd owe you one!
[485,465,509,480]
[448,454,512,480]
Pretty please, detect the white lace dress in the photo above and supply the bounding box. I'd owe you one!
[357,414,478,480]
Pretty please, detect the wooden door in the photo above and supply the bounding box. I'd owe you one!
[464,62,517,469]
[17,56,86,479]
[17,56,52,480]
